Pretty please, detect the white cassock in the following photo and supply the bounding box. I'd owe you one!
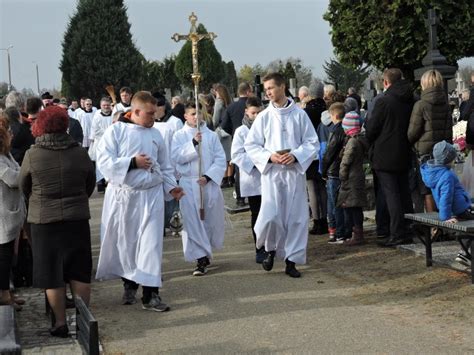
[89,110,113,181]
[244,99,319,264]
[231,124,261,198]
[112,102,131,115]
[75,109,95,148]
[95,121,177,287]
[166,115,184,134]
[171,123,226,262]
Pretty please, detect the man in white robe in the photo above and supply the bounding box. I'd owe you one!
[75,98,95,150]
[245,72,319,278]
[89,96,113,192]
[112,86,133,115]
[96,91,184,312]
[171,102,226,276]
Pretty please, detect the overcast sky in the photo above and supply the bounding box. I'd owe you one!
[1,0,473,92]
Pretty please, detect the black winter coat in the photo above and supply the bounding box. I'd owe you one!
[322,122,346,178]
[221,97,247,136]
[365,80,415,172]
[304,98,326,180]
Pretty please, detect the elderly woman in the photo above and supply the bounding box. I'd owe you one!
[408,69,453,213]
[0,115,26,311]
[19,106,95,337]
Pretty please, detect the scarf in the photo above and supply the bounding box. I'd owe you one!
[242,115,254,129]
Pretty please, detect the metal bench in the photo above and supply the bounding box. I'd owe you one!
[0,305,21,354]
[405,212,474,283]
[75,296,99,355]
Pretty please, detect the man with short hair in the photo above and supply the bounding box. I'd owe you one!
[96,91,184,311]
[245,72,319,278]
[75,98,95,150]
[68,99,79,118]
[112,86,133,115]
[366,68,415,247]
[58,98,83,145]
[25,97,43,122]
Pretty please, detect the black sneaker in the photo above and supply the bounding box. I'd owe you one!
[142,293,170,312]
[262,251,275,271]
[256,249,266,264]
[193,257,208,276]
[122,287,137,305]
[455,253,471,267]
[285,259,301,278]
[457,210,474,220]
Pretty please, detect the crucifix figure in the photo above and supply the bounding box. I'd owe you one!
[427,8,438,51]
[172,12,217,220]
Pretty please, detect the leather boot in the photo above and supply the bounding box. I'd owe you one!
[344,226,365,246]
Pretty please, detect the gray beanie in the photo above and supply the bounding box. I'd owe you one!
[344,97,359,113]
[309,82,324,99]
[433,140,457,165]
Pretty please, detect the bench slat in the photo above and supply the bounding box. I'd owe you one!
[405,212,474,233]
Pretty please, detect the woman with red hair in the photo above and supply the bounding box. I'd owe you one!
[0,114,26,310]
[19,106,95,337]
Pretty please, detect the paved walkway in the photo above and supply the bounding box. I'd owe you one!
[15,189,474,354]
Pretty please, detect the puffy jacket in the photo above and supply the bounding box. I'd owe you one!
[337,134,369,208]
[408,86,452,156]
[321,122,345,178]
[19,133,95,224]
[420,162,471,221]
[366,80,415,172]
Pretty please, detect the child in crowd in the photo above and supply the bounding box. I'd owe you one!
[337,111,369,246]
[231,97,264,263]
[171,102,227,276]
[322,102,349,243]
[421,140,473,267]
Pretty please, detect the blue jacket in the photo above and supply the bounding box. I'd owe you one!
[420,162,471,221]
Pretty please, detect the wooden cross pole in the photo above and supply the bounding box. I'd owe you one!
[172,12,217,220]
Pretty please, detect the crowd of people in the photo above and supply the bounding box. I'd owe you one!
[0,68,473,338]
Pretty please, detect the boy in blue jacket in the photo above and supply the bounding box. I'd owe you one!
[421,140,473,267]
[420,141,474,223]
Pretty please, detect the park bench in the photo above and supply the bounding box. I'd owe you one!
[405,212,474,284]
[0,305,21,354]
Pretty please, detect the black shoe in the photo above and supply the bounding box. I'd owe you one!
[256,249,265,264]
[285,259,301,278]
[379,236,413,247]
[50,324,69,338]
[317,219,329,235]
[457,209,474,220]
[309,221,319,235]
[262,251,275,271]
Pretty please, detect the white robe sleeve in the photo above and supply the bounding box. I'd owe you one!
[244,116,273,175]
[231,127,255,175]
[203,134,226,183]
[96,125,133,184]
[171,133,199,164]
[290,114,319,174]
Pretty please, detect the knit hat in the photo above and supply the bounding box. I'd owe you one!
[433,140,457,165]
[342,111,361,136]
[344,97,359,113]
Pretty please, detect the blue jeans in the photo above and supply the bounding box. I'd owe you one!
[326,177,345,237]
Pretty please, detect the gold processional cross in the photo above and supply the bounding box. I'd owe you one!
[172,12,217,220]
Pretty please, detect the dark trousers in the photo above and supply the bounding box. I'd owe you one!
[376,170,414,239]
[344,207,364,230]
[373,170,390,236]
[307,174,327,221]
[234,165,242,200]
[248,195,262,251]
[122,278,158,303]
[0,240,15,290]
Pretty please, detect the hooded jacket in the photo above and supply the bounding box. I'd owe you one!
[408,86,452,156]
[365,79,415,172]
[420,162,471,221]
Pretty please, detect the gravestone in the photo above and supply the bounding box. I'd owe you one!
[414,9,457,91]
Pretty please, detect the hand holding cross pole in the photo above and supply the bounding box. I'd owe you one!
[172,12,217,220]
